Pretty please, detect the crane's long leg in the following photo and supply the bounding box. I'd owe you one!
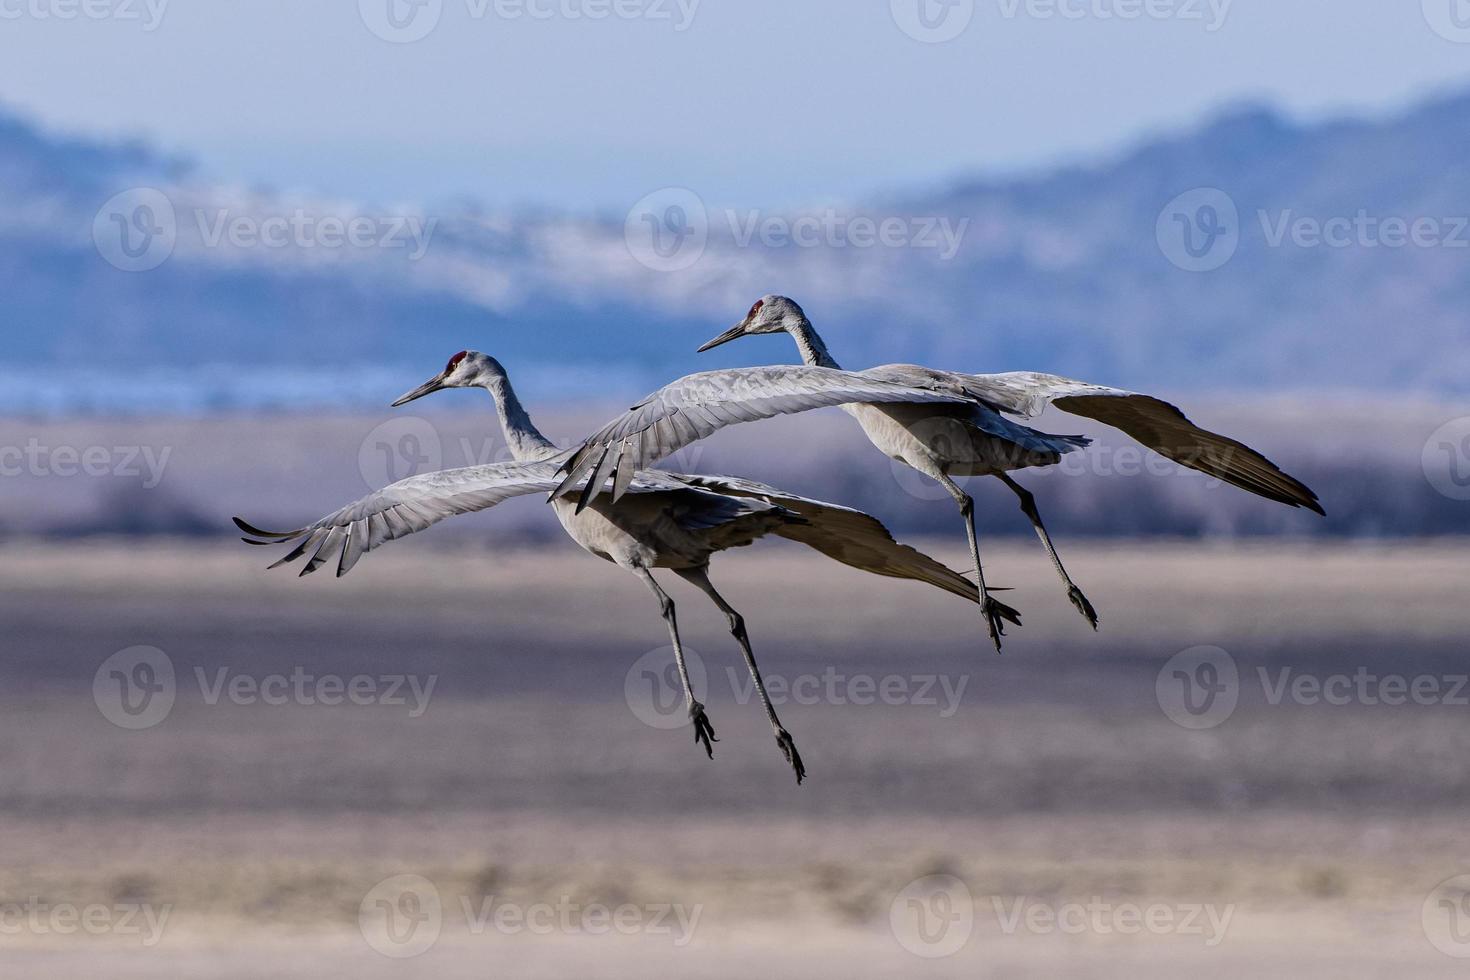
[632,565,717,759]
[936,473,1019,654]
[677,566,805,785]
[997,473,1098,630]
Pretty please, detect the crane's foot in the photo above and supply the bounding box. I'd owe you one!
[1068,585,1099,631]
[981,593,1022,654]
[690,701,718,759]
[774,727,806,785]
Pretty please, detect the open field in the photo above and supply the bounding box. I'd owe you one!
[1,537,1468,977]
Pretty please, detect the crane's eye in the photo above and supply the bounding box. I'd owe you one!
[446,351,469,372]
[748,300,764,319]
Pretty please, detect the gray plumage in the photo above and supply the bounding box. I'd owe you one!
[553,296,1324,649]
[237,351,1009,784]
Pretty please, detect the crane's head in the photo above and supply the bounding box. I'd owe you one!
[697,295,806,352]
[391,350,506,406]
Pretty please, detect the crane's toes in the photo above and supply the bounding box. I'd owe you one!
[774,728,806,785]
[986,595,1023,628]
[690,702,718,760]
[1068,586,1099,631]
[981,595,1021,654]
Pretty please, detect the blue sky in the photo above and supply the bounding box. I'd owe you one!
[3,0,1469,209]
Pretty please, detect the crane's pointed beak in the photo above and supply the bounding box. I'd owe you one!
[391,373,448,407]
[696,322,747,353]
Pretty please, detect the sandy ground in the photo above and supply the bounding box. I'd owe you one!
[0,537,1468,977]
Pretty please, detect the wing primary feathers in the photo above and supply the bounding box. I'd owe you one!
[574,446,613,514]
[233,516,306,539]
[269,528,326,570]
[613,443,637,501]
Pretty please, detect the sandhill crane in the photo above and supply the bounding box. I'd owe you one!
[235,351,1014,784]
[554,296,1324,650]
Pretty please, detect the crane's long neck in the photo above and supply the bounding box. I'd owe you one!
[786,316,841,370]
[485,375,559,463]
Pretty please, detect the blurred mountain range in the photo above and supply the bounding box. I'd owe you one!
[3,89,1468,411]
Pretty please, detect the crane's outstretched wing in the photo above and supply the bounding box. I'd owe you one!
[666,473,1019,626]
[552,366,971,509]
[238,460,590,578]
[952,371,1325,514]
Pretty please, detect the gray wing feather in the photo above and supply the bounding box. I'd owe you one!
[554,366,972,506]
[955,371,1324,514]
[668,473,982,605]
[239,460,574,578]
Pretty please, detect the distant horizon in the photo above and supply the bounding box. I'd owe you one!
[11,80,1470,215]
[3,0,1469,210]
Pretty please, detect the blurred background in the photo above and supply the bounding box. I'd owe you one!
[1,1,1468,976]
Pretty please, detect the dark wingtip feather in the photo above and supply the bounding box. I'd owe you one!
[233,516,305,539]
